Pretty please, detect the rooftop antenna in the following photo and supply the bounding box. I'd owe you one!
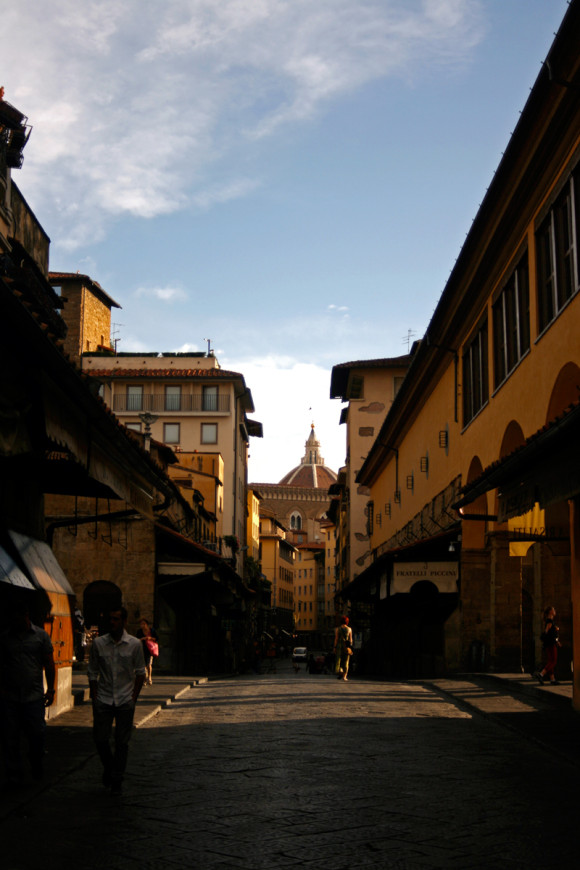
[112,322,124,352]
[403,329,416,352]
[204,338,214,356]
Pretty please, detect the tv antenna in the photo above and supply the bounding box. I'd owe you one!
[402,329,416,352]
[112,323,124,352]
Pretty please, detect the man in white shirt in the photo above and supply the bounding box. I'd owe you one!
[88,606,146,796]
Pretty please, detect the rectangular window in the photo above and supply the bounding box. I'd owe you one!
[201,422,218,444]
[125,422,141,432]
[347,374,364,399]
[126,385,143,411]
[367,500,374,537]
[493,254,530,387]
[163,423,180,444]
[165,385,181,411]
[536,173,580,332]
[462,319,488,425]
[202,385,218,411]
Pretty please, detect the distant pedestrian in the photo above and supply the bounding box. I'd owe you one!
[334,616,353,681]
[534,606,561,685]
[136,618,159,686]
[73,604,87,662]
[88,606,146,796]
[0,598,56,785]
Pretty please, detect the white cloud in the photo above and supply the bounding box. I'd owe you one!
[135,286,188,302]
[6,0,485,249]
[174,342,202,353]
[222,353,346,483]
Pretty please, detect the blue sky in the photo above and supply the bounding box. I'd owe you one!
[4,0,571,482]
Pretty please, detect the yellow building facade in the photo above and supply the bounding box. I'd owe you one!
[346,1,580,697]
[259,510,296,636]
[82,350,262,573]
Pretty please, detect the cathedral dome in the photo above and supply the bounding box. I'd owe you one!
[278,425,338,489]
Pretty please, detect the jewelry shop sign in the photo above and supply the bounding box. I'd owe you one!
[392,562,459,595]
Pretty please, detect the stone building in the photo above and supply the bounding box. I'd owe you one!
[43,275,262,674]
[82,350,262,574]
[49,272,120,359]
[252,425,338,646]
[330,356,412,593]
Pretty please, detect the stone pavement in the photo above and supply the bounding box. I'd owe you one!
[0,673,206,822]
[1,663,578,869]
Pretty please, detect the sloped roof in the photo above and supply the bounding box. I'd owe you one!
[330,354,412,398]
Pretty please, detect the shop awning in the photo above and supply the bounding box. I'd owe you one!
[0,546,35,589]
[454,401,580,521]
[8,530,74,596]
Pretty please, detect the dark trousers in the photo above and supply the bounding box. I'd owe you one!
[92,700,135,785]
[0,697,46,781]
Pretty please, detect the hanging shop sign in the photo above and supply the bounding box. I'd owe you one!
[391,561,458,595]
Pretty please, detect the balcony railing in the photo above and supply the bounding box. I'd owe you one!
[112,394,231,413]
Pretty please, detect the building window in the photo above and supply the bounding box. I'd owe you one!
[164,423,180,444]
[462,319,488,425]
[493,254,530,387]
[347,373,364,399]
[536,172,580,333]
[201,423,217,444]
[165,385,181,411]
[367,501,374,537]
[126,385,143,411]
[290,512,302,530]
[202,385,218,411]
[125,422,142,433]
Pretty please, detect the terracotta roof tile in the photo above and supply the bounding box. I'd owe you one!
[87,368,245,380]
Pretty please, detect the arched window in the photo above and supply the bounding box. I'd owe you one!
[290,511,302,530]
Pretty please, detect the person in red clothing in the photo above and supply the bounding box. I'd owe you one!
[534,606,561,685]
[136,618,159,686]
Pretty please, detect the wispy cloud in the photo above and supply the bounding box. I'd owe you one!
[135,285,188,302]
[6,0,485,249]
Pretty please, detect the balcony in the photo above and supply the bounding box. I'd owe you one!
[112,394,231,413]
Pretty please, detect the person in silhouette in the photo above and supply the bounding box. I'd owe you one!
[0,598,56,784]
[534,605,561,685]
[136,618,159,686]
[334,616,353,681]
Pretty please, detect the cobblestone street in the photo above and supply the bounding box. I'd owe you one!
[1,666,578,869]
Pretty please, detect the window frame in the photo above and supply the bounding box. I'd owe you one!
[462,317,489,426]
[126,384,143,411]
[201,422,218,444]
[163,422,180,445]
[164,384,182,411]
[492,252,530,388]
[536,170,580,334]
[202,385,218,412]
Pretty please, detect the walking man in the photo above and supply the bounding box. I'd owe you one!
[88,606,146,796]
[0,598,56,785]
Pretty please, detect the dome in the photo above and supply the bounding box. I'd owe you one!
[278,425,338,488]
